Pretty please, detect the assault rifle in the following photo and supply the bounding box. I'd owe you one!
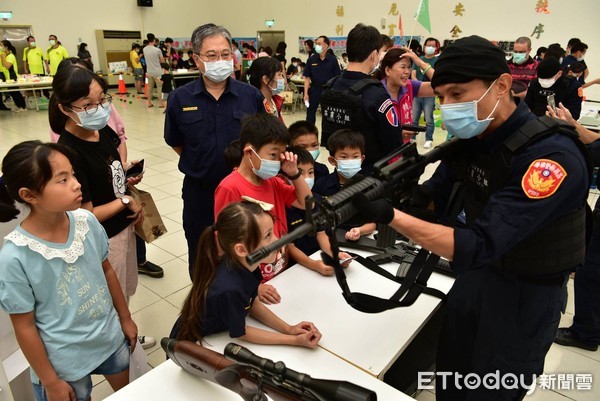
[161,338,376,401]
[247,139,460,313]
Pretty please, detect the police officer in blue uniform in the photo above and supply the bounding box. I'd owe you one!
[303,35,341,124]
[353,36,590,400]
[319,24,403,175]
[165,24,263,277]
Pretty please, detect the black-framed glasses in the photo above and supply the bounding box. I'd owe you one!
[198,50,232,62]
[70,94,112,115]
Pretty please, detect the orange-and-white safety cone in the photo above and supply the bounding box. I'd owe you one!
[117,73,128,95]
[143,74,149,99]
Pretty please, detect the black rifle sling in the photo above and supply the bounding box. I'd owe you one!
[327,249,445,314]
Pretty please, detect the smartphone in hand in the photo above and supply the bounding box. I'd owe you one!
[547,94,557,114]
[126,159,145,178]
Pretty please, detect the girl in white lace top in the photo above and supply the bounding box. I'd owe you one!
[0,141,138,401]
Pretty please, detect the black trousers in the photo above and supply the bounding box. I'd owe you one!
[436,267,567,401]
[182,176,217,279]
[306,86,323,124]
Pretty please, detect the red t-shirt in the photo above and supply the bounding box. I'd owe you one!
[214,170,297,281]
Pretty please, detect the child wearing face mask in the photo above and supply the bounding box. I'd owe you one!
[284,147,354,276]
[49,61,144,310]
[214,114,312,304]
[244,57,286,123]
[313,129,376,242]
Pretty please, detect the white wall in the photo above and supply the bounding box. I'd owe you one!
[3,0,600,99]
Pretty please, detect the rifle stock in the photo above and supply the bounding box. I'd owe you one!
[161,338,376,401]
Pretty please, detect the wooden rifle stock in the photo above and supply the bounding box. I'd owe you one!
[162,338,377,401]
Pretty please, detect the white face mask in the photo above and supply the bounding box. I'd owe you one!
[425,46,436,56]
[539,77,557,89]
[202,59,233,83]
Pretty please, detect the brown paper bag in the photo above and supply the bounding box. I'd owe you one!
[130,187,168,243]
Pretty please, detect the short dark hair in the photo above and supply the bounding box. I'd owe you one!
[132,43,141,50]
[240,114,291,150]
[287,147,314,166]
[571,42,588,54]
[327,129,365,155]
[244,56,282,89]
[347,23,382,62]
[160,62,170,70]
[565,61,585,75]
[288,120,319,142]
[536,46,547,58]
[317,36,330,46]
[567,38,581,48]
[27,35,35,42]
[147,33,156,42]
[374,48,409,80]
[381,34,394,49]
[165,37,173,43]
[545,44,565,60]
[224,139,242,170]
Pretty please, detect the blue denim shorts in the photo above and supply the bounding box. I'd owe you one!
[33,340,130,401]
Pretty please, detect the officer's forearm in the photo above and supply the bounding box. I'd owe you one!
[389,209,455,261]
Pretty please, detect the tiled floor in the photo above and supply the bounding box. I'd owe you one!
[0,92,598,400]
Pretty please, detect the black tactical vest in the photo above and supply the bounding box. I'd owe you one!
[320,76,381,145]
[449,116,592,276]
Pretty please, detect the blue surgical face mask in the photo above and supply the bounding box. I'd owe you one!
[309,149,321,160]
[314,44,323,54]
[336,158,362,179]
[271,78,285,95]
[250,148,281,180]
[71,105,112,131]
[440,80,500,139]
[512,52,527,64]
[305,177,315,190]
[202,59,233,83]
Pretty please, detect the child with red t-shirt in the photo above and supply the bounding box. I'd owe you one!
[214,114,312,305]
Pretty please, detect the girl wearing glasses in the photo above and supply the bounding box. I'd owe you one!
[49,60,143,305]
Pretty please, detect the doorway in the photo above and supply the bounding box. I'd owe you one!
[0,26,32,66]
[257,30,285,54]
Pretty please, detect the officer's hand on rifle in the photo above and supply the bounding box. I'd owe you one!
[351,192,395,225]
[403,185,437,223]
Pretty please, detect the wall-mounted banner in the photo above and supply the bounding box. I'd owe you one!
[232,37,258,49]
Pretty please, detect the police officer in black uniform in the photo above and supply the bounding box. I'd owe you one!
[303,35,341,124]
[319,23,403,175]
[353,36,590,400]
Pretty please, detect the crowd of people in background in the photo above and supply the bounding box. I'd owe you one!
[3,20,600,401]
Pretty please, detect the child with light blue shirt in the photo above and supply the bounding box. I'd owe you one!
[0,141,137,401]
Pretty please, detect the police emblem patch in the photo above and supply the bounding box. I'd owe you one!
[385,107,399,127]
[521,159,567,199]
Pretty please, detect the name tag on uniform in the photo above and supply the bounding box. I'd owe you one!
[311,63,318,66]
[182,106,198,111]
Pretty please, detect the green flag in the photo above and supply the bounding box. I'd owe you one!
[416,0,431,33]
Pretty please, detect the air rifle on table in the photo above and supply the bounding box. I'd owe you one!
[162,338,376,401]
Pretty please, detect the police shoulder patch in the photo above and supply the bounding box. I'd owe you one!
[521,159,567,199]
[378,99,393,113]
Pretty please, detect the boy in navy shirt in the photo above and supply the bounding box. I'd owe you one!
[285,147,352,275]
[314,129,376,241]
[288,121,329,184]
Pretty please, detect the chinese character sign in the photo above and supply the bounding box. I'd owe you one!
[454,3,465,16]
[336,24,344,36]
[530,24,544,39]
[336,5,344,17]
[389,2,399,16]
[535,0,550,14]
[450,25,462,38]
